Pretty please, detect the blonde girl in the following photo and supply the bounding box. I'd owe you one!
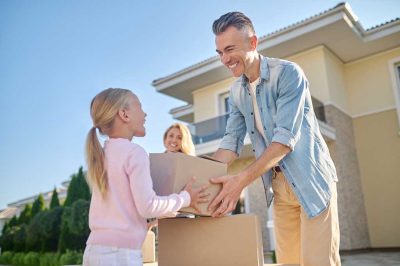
[83,88,208,266]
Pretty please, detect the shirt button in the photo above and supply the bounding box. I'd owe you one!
[252,149,255,152]
[251,112,254,115]
[251,131,254,134]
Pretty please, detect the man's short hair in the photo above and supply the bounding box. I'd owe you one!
[212,12,255,35]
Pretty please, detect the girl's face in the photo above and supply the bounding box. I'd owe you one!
[127,94,147,137]
[164,127,183,152]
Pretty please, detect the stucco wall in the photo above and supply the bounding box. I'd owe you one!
[352,109,400,247]
[345,48,400,116]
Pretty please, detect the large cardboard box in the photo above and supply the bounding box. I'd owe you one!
[149,152,226,216]
[158,214,264,266]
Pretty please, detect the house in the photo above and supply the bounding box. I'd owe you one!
[152,3,400,251]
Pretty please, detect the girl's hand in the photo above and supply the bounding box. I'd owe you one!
[183,176,210,214]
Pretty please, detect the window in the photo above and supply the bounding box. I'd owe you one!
[388,57,400,131]
[219,91,230,115]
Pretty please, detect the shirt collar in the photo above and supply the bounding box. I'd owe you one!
[241,54,270,87]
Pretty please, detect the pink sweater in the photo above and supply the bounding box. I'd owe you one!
[86,138,190,249]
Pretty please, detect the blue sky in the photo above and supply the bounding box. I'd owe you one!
[1,0,399,209]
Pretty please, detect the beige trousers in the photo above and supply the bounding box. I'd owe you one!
[272,172,341,266]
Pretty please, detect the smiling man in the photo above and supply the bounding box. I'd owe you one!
[208,12,341,266]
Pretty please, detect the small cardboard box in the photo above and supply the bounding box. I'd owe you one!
[158,214,264,266]
[149,152,226,216]
[141,230,156,263]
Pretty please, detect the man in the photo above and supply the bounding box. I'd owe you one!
[208,12,340,266]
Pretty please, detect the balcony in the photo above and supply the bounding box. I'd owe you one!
[190,97,328,145]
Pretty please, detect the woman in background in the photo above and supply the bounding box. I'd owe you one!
[163,123,195,156]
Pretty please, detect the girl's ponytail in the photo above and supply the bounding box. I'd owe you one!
[85,126,108,197]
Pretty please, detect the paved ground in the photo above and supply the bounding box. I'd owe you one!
[143,250,400,265]
[1,249,399,266]
[262,249,400,265]
[340,250,400,266]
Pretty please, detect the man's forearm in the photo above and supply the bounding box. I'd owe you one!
[239,142,291,187]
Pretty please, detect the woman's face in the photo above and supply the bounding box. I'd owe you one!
[164,127,183,153]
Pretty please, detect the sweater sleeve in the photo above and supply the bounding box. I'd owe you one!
[124,145,191,219]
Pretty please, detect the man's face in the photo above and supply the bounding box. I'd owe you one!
[215,26,256,77]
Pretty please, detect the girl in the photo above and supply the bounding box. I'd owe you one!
[83,88,208,266]
[163,123,195,156]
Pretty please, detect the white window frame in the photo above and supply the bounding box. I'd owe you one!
[218,91,230,115]
[388,56,400,132]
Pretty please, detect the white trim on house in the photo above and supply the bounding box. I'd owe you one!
[319,121,336,141]
[352,106,397,119]
[388,56,400,130]
[169,104,194,119]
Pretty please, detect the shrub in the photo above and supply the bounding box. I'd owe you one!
[11,252,25,265]
[0,251,14,264]
[59,250,82,265]
[39,253,60,266]
[23,251,40,266]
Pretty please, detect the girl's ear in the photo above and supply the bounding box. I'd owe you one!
[118,109,129,122]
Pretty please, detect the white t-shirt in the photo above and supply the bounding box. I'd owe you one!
[249,77,267,143]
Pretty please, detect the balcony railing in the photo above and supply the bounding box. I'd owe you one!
[190,97,326,145]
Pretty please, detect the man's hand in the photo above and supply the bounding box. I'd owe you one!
[208,174,245,217]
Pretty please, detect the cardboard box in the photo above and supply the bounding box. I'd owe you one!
[158,214,264,266]
[149,152,226,216]
[142,230,156,263]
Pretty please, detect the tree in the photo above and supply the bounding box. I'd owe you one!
[31,194,45,218]
[40,206,63,252]
[49,188,60,209]
[26,211,47,251]
[64,167,90,207]
[18,204,32,225]
[69,199,90,236]
[8,216,18,228]
[12,224,27,252]
[58,199,89,252]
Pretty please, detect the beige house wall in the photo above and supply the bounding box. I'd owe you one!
[286,46,330,103]
[193,78,234,122]
[352,109,400,247]
[324,48,350,113]
[345,47,400,116]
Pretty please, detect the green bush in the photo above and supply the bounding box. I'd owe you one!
[39,253,60,266]
[11,252,25,265]
[0,251,14,264]
[59,250,82,265]
[23,251,40,266]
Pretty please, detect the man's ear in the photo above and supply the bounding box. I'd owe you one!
[118,109,129,122]
[250,35,258,50]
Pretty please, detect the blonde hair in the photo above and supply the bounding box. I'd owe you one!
[163,123,195,156]
[85,88,133,197]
